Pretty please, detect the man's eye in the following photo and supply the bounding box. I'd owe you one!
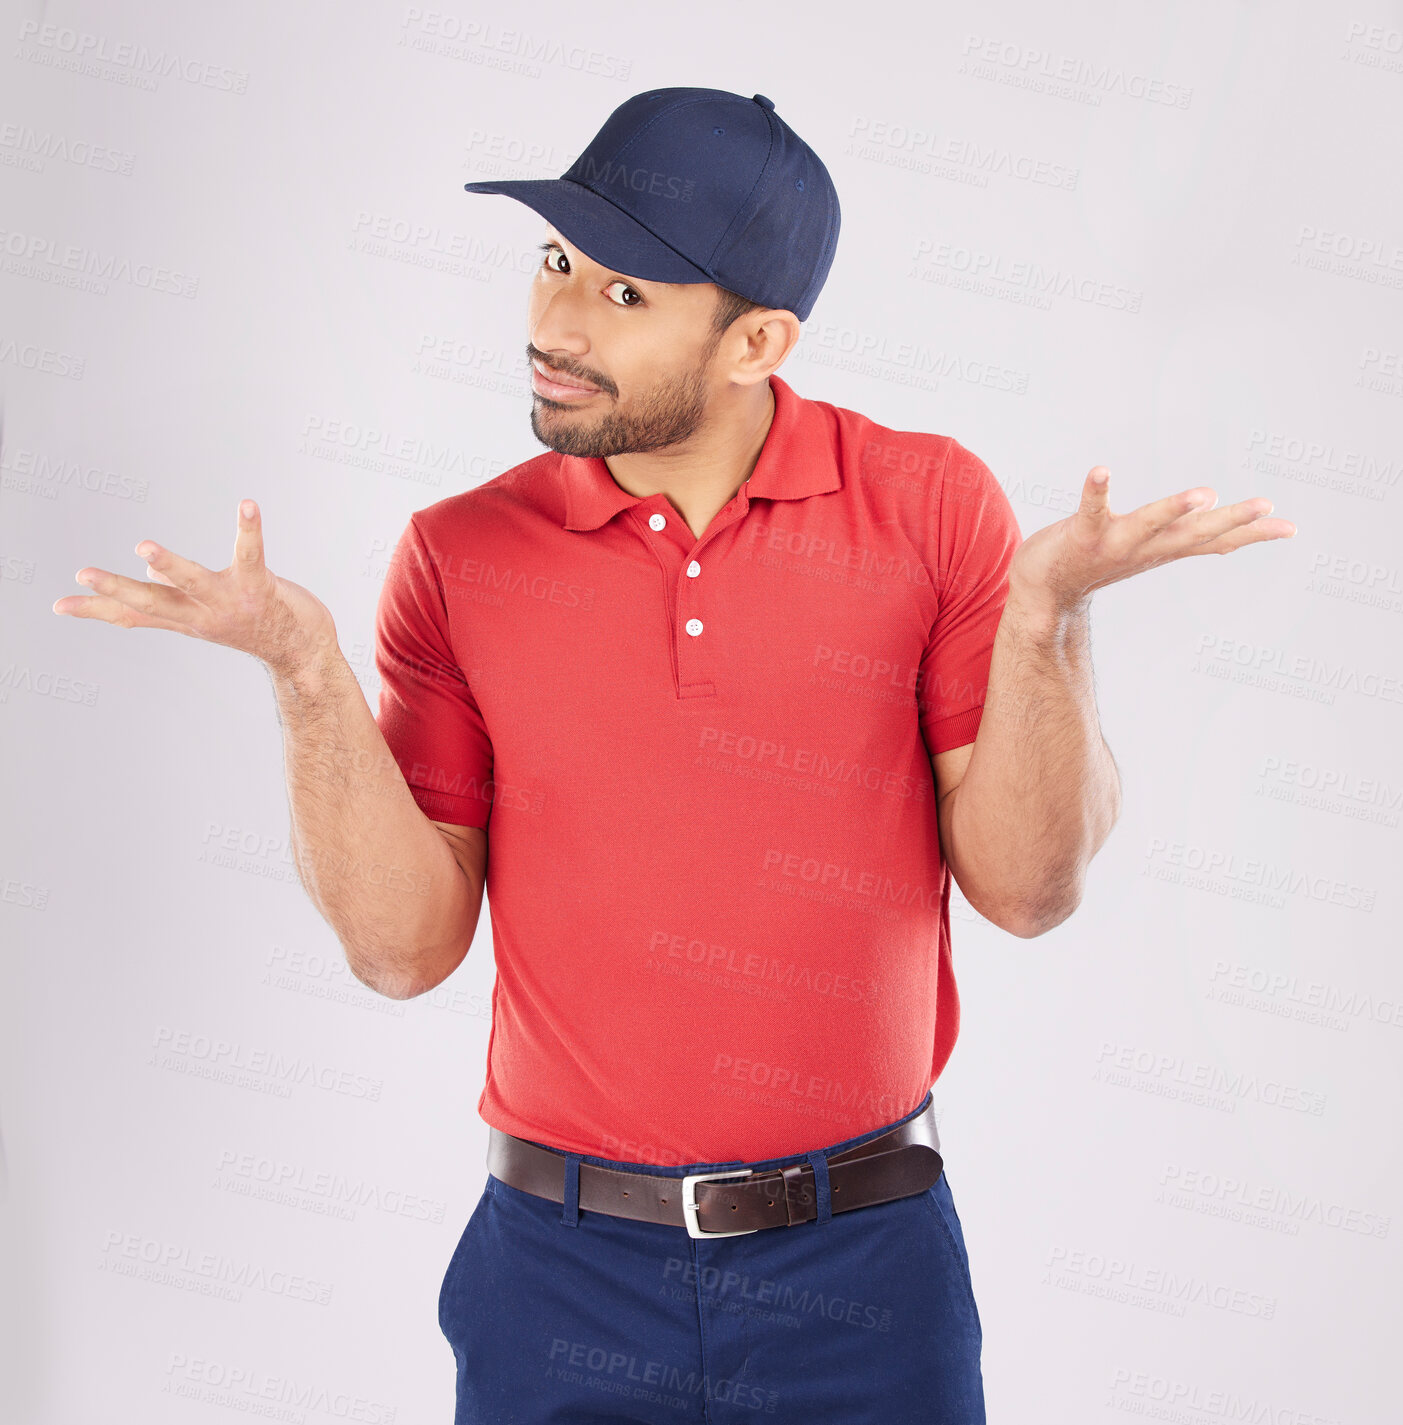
[537,243,641,306]
[606,281,643,307]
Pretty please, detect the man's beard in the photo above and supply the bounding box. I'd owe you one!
[530,344,718,458]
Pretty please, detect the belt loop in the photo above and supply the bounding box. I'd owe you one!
[805,1150,832,1225]
[561,1154,581,1227]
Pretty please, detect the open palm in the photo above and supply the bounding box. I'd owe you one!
[52,499,338,677]
[1009,467,1297,611]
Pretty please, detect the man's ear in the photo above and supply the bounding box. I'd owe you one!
[739,309,800,381]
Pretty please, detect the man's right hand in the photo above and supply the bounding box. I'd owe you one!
[52,498,339,680]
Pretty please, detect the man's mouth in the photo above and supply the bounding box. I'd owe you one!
[531,359,603,401]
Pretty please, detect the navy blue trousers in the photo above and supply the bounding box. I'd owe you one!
[438,1093,984,1423]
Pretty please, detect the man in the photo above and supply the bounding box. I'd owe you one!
[53,87,1294,1424]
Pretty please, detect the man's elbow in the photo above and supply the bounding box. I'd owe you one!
[951,842,1095,939]
[983,882,1084,939]
[345,957,426,1001]
[342,940,466,1000]
[1002,897,1081,939]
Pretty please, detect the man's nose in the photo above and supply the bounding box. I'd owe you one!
[529,284,593,361]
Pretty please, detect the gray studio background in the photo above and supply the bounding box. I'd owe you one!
[3,1,1400,1420]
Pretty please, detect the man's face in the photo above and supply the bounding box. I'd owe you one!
[525,224,732,458]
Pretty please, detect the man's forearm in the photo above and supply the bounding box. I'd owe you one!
[942,588,1121,936]
[268,650,483,997]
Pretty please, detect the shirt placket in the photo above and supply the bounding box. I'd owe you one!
[628,484,752,701]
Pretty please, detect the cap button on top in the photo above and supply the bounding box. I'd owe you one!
[753,93,776,111]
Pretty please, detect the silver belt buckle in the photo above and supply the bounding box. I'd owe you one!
[680,1168,757,1238]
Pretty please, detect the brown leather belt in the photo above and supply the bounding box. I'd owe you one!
[486,1099,942,1238]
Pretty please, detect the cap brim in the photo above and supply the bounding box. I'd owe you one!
[462,177,713,285]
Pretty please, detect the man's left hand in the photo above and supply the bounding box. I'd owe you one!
[1008,467,1297,614]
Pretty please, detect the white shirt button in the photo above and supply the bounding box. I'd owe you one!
[686,560,701,577]
[684,617,703,636]
[648,512,666,531]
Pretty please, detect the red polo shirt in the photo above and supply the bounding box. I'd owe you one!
[373,372,1022,1165]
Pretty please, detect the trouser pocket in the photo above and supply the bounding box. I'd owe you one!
[438,1175,494,1341]
[922,1170,981,1328]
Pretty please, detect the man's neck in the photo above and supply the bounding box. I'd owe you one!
[603,381,777,542]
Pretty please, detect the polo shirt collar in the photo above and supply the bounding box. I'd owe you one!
[560,372,841,532]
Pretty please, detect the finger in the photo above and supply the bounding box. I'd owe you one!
[1185,513,1297,555]
[135,539,217,600]
[233,498,265,576]
[1078,466,1112,520]
[58,565,202,625]
[1124,486,1219,538]
[52,588,193,632]
[1151,498,1289,555]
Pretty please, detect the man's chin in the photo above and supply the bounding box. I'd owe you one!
[531,408,607,458]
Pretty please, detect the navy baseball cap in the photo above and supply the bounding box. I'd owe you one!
[462,87,840,322]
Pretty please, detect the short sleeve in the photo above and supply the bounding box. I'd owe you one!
[918,438,1024,755]
[373,515,494,829]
